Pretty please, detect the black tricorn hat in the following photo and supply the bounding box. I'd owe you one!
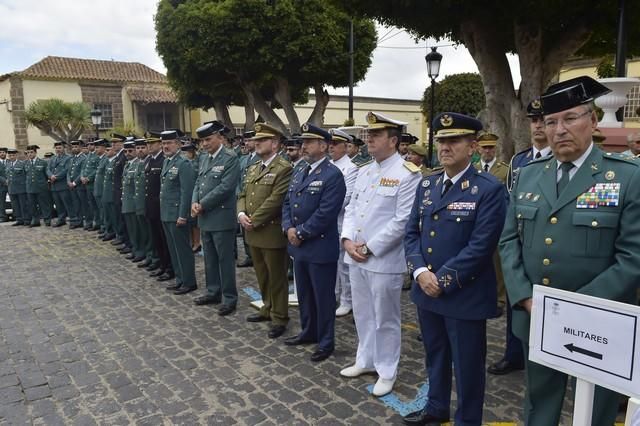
[541,76,611,115]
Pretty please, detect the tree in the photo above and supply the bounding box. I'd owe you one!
[155,0,377,135]
[331,0,640,160]
[25,99,90,143]
[422,73,485,124]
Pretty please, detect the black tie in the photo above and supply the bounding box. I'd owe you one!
[535,151,542,159]
[260,163,266,172]
[442,179,453,195]
[303,165,311,178]
[557,162,574,196]
[484,164,489,172]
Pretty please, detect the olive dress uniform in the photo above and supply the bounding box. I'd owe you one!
[67,149,86,227]
[160,152,197,292]
[500,76,640,426]
[192,124,241,309]
[25,154,53,226]
[7,156,28,225]
[81,148,101,229]
[237,131,293,328]
[47,148,72,226]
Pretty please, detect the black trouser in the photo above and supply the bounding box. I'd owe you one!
[149,214,172,272]
[28,191,53,223]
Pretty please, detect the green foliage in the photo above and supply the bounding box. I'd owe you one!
[25,98,91,142]
[596,56,616,78]
[110,121,144,138]
[422,73,485,123]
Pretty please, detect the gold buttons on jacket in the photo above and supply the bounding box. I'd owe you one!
[456,217,461,222]
[427,248,432,253]
[427,264,432,271]
[542,278,550,285]
[591,220,598,227]
[433,214,438,220]
[544,238,553,245]
[517,213,522,219]
[430,231,436,237]
[550,217,558,224]
[543,258,550,266]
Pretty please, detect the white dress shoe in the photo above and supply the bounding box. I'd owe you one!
[340,365,377,378]
[335,305,352,317]
[372,377,396,397]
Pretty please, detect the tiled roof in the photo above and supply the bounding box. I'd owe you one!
[126,86,178,104]
[1,56,167,84]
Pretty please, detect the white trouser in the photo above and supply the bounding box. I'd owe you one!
[334,247,351,308]
[350,266,403,380]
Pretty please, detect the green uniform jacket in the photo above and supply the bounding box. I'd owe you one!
[192,147,240,232]
[94,155,108,198]
[7,160,27,194]
[237,155,292,249]
[160,154,195,222]
[102,159,115,204]
[47,154,70,192]
[121,159,138,214]
[25,158,50,194]
[67,154,86,186]
[81,152,100,191]
[500,147,640,343]
[134,157,147,215]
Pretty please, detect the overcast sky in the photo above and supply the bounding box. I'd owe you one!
[0,0,521,101]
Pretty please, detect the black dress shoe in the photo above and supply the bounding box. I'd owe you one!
[402,408,449,426]
[125,253,136,260]
[246,313,270,323]
[52,221,66,227]
[218,305,236,316]
[119,247,132,254]
[268,325,286,339]
[157,273,175,282]
[284,335,314,346]
[146,264,161,272]
[29,223,41,227]
[69,223,82,229]
[12,222,24,226]
[194,295,221,306]
[44,221,51,226]
[149,269,165,277]
[487,359,524,376]
[137,260,152,268]
[102,233,115,241]
[237,259,253,268]
[310,348,333,362]
[165,283,180,290]
[131,256,145,263]
[111,239,123,246]
[174,286,197,295]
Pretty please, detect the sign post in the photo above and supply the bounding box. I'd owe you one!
[529,285,640,425]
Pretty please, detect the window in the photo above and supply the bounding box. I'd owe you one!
[93,103,113,129]
[624,85,640,120]
[234,127,243,136]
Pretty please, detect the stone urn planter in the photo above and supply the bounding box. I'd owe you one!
[595,77,640,128]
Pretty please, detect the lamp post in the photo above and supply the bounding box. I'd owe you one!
[90,109,102,139]
[425,46,442,168]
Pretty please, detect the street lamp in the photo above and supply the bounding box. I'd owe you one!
[90,108,102,139]
[425,46,442,168]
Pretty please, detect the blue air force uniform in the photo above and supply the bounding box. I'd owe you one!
[282,124,346,356]
[403,113,507,425]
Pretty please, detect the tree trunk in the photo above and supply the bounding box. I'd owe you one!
[307,84,330,126]
[273,77,300,132]
[241,81,290,136]
[212,98,234,131]
[243,94,255,131]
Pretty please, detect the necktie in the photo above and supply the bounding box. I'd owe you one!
[442,179,453,195]
[260,163,266,172]
[535,151,542,159]
[557,162,574,196]
[484,163,489,172]
[303,164,311,178]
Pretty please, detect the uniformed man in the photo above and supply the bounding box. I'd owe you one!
[191,121,240,315]
[145,135,173,279]
[0,147,8,222]
[346,136,370,166]
[399,133,418,159]
[406,143,431,175]
[92,140,108,236]
[237,123,293,339]
[285,136,304,171]
[500,76,640,426]
[328,128,358,317]
[133,139,156,269]
[47,141,72,227]
[110,134,129,247]
[236,130,258,268]
[281,123,346,362]
[7,148,28,226]
[402,113,507,426]
[474,132,509,183]
[622,132,640,156]
[25,145,53,227]
[121,141,145,262]
[43,152,54,161]
[101,143,118,241]
[339,112,422,397]
[160,130,197,294]
[67,140,86,229]
[80,140,100,230]
[181,142,202,253]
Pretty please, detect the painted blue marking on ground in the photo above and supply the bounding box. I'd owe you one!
[242,287,262,301]
[365,382,429,417]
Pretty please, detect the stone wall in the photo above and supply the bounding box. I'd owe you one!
[80,83,123,139]
[9,77,28,150]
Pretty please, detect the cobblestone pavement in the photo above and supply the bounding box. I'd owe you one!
[0,223,578,425]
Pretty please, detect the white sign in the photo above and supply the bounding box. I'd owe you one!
[530,285,640,399]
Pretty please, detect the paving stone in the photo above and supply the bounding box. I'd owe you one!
[24,385,52,401]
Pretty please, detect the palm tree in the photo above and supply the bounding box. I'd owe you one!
[25,98,91,142]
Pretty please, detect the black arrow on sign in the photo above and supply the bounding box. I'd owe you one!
[564,343,603,360]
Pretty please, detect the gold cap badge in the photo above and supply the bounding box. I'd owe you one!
[440,114,453,127]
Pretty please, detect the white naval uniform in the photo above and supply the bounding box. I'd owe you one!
[341,152,421,379]
[331,154,358,309]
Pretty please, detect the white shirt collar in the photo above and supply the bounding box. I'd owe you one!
[481,158,496,170]
[292,158,304,168]
[308,157,327,174]
[261,152,278,168]
[210,144,223,160]
[533,145,552,159]
[443,162,472,184]
[376,152,401,169]
[556,143,593,172]
[152,151,162,159]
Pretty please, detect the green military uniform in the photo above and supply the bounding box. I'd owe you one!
[93,153,108,233]
[47,148,72,226]
[134,153,156,265]
[25,155,53,226]
[500,75,640,426]
[0,155,7,222]
[192,127,241,308]
[160,151,196,290]
[122,157,142,259]
[81,149,100,229]
[237,132,292,326]
[67,150,86,227]
[101,157,116,238]
[7,157,28,225]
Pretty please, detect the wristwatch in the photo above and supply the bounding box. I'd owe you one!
[359,245,371,256]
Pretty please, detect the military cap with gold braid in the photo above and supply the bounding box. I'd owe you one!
[366,111,407,130]
[110,133,127,142]
[432,112,482,139]
[328,128,353,143]
[252,122,283,140]
[300,123,331,141]
[477,131,499,147]
[526,98,544,117]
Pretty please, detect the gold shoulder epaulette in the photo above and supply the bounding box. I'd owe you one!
[403,161,421,173]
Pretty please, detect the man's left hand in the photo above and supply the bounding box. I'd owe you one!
[287,228,302,247]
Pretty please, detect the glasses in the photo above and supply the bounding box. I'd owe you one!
[544,110,592,129]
